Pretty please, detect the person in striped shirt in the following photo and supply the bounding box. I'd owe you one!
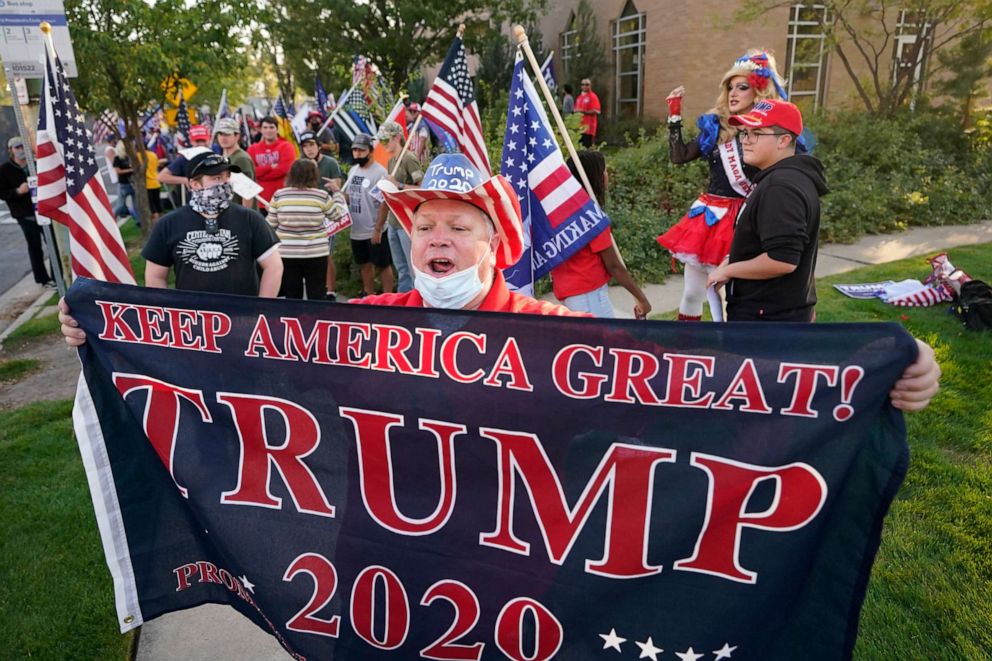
[266,159,335,300]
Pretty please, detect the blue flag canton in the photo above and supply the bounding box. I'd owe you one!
[41,54,98,195]
[500,59,559,217]
[439,39,475,105]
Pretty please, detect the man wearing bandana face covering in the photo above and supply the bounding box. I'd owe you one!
[140,151,283,296]
[361,153,584,315]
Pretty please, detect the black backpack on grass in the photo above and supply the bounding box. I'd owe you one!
[954,280,992,331]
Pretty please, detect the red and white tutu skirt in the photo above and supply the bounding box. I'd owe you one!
[657,193,745,268]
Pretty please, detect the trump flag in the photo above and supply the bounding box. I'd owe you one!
[69,279,915,660]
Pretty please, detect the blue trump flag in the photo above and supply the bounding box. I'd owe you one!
[540,52,557,91]
[501,53,611,293]
[69,278,916,660]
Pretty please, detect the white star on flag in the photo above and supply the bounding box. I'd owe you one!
[714,643,737,659]
[599,628,626,652]
[636,637,663,660]
[239,575,255,593]
[675,646,704,661]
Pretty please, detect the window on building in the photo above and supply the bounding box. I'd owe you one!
[560,12,577,82]
[612,0,645,119]
[785,4,830,113]
[893,10,933,102]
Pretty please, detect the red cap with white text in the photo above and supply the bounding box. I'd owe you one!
[729,99,803,136]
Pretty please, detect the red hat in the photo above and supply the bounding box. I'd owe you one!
[377,153,524,269]
[189,124,210,142]
[729,99,803,136]
[307,110,323,120]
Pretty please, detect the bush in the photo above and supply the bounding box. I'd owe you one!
[601,126,707,283]
[599,107,992,281]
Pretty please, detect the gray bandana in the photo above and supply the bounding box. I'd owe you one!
[189,182,233,217]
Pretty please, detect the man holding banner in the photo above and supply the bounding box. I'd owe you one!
[58,145,940,660]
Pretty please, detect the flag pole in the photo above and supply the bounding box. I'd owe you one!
[513,24,630,270]
[388,115,420,177]
[35,22,68,294]
[513,25,595,200]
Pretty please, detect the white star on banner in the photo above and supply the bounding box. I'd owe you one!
[713,643,737,659]
[636,637,663,661]
[240,575,255,593]
[510,123,519,134]
[599,628,626,652]
[675,646,704,661]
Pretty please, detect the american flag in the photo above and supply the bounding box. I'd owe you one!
[91,110,118,146]
[540,52,557,91]
[421,35,491,174]
[500,52,609,291]
[175,86,192,145]
[36,47,134,284]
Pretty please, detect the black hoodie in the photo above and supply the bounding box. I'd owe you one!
[726,154,829,322]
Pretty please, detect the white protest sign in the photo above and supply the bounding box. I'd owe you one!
[230,172,263,201]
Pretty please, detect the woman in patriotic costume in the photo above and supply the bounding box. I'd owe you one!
[657,50,789,321]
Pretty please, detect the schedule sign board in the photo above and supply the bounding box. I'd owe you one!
[0,0,77,78]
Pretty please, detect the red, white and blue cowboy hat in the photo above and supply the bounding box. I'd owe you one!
[377,153,524,269]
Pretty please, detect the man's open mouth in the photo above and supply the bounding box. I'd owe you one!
[429,258,455,275]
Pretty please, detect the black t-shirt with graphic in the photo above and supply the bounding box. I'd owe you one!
[141,204,279,296]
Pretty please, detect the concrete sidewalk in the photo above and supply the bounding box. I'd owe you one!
[133,220,992,661]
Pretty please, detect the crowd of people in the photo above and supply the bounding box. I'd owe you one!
[50,49,940,411]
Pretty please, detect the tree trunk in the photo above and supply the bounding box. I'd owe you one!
[122,117,152,237]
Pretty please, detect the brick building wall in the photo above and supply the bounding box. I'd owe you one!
[531,0,933,125]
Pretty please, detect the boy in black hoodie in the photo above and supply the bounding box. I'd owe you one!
[707,99,828,322]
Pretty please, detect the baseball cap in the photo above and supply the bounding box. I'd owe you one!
[729,99,803,136]
[7,136,24,149]
[215,117,239,135]
[189,124,211,142]
[407,103,421,113]
[351,133,374,150]
[188,152,241,179]
[377,153,524,269]
[376,121,404,143]
[298,131,318,145]
[307,110,323,120]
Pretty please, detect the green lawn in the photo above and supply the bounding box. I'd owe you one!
[0,400,136,659]
[814,243,992,659]
[0,358,41,382]
[0,242,987,659]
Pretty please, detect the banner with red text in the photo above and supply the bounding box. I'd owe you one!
[68,278,915,660]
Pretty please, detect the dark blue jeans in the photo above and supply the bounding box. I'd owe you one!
[113,182,137,219]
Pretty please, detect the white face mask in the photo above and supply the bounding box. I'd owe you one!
[412,245,492,309]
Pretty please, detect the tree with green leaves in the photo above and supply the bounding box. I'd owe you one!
[263,0,546,96]
[934,29,992,126]
[65,0,255,231]
[561,0,608,92]
[739,0,992,116]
